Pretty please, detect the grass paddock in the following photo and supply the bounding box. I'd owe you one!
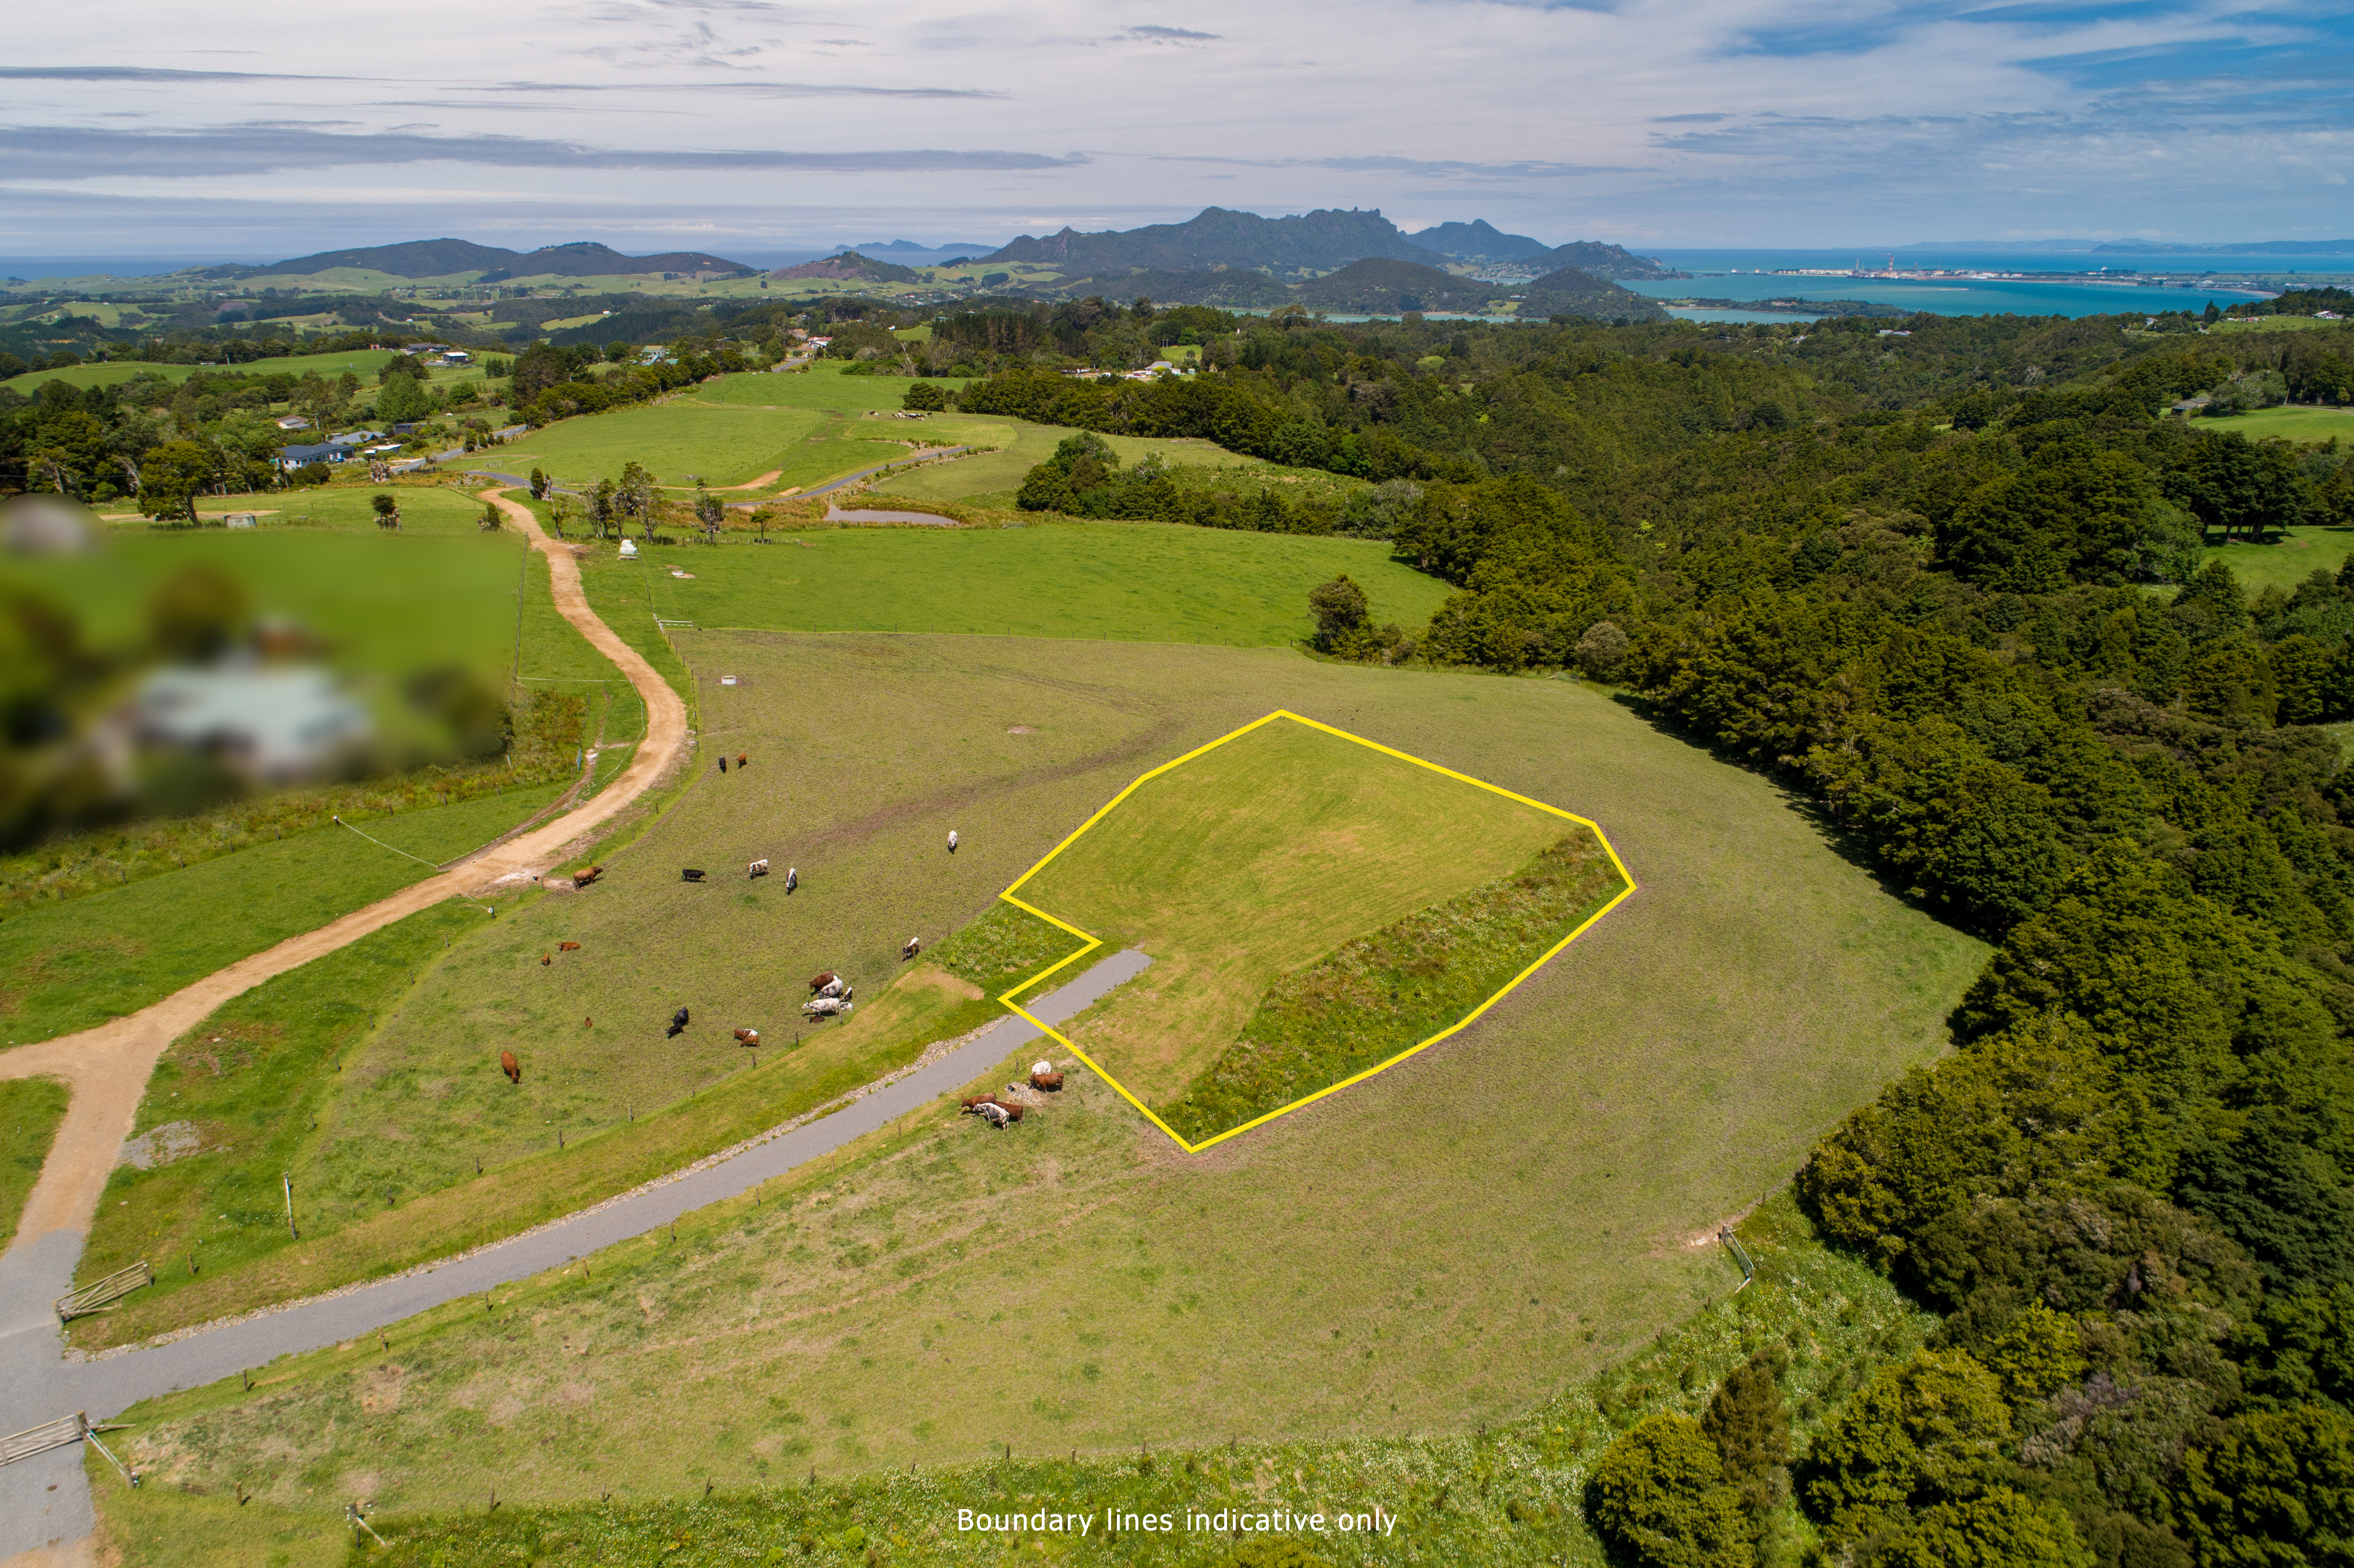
[92,632,1984,1521]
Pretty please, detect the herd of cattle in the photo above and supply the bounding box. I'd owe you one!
[507,809,1035,1129]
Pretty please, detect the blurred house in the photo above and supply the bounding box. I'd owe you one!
[278,442,358,470]
[132,667,370,781]
[1,494,101,554]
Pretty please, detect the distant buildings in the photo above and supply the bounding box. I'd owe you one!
[278,442,358,469]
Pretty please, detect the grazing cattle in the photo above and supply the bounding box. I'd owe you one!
[802,995,852,1017]
[540,953,551,966]
[902,935,922,961]
[975,1101,1010,1128]
[1030,1070,1065,1092]
[736,753,748,768]
[681,867,706,883]
[573,865,604,889]
[500,1051,520,1084]
[947,830,959,853]
[718,756,728,774]
[734,1027,759,1046]
[1031,1060,1053,1077]
[558,941,581,951]
[667,1007,690,1037]
[807,970,842,996]
[583,1016,593,1028]
[749,858,769,878]
[784,867,797,893]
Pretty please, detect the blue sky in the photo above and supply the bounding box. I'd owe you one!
[2,0,2348,259]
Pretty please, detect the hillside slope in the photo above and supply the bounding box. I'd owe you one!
[1520,266,1670,320]
[1298,257,1504,314]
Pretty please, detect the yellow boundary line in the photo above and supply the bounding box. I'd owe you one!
[989,710,1638,1153]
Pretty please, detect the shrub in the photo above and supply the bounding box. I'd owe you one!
[1703,1349,1791,1522]
[902,380,945,411]
[1588,1413,1753,1568]
[1800,1348,2010,1543]
[2179,1404,2354,1567]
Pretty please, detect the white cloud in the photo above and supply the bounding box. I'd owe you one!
[1,0,2346,253]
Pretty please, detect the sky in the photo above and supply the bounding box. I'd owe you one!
[3,0,2350,261]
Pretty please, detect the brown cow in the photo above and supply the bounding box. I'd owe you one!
[807,970,841,994]
[500,1051,520,1084]
[573,865,604,890]
[540,953,551,966]
[1030,1070,1065,1091]
[736,753,749,768]
[558,941,581,952]
[734,1027,760,1046]
[960,1094,1025,1122]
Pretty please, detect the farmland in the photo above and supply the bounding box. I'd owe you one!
[2190,402,2354,446]
[1010,714,1620,1133]
[562,516,1448,654]
[88,629,1986,1526]
[2196,522,2354,594]
[2,347,413,397]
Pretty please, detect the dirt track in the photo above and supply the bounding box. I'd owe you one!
[0,489,688,1292]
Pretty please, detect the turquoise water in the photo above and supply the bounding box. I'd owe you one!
[1628,247,2346,319]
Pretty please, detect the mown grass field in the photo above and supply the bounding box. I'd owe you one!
[102,482,513,534]
[88,631,1985,1524]
[2192,403,2354,445]
[563,518,1448,660]
[94,1193,1934,1568]
[0,1074,71,1250]
[2196,523,2354,594]
[1014,715,1591,1114]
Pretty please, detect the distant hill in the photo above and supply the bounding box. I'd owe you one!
[1298,258,1504,315]
[242,238,754,279]
[2091,239,2354,255]
[1520,268,1669,322]
[770,252,920,283]
[1044,268,1292,308]
[1408,221,1552,262]
[1521,241,1682,280]
[853,239,1003,261]
[985,208,1445,278]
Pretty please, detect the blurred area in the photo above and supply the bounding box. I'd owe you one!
[1,495,514,848]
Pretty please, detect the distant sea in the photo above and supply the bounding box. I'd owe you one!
[1631,248,2352,321]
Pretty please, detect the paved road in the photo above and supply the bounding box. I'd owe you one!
[0,953,1143,1559]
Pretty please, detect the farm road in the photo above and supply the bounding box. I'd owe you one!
[0,488,687,1563]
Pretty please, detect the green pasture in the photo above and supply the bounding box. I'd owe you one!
[2212,317,2349,334]
[1016,715,1584,1111]
[87,631,1984,1512]
[2196,524,2354,594]
[0,1076,71,1252]
[99,1194,1934,1568]
[567,518,1447,654]
[2192,403,2354,446]
[1,347,404,397]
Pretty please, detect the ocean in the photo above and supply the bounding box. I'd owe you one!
[1628,247,2350,321]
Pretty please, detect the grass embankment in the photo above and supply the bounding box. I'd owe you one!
[1015,716,1577,1111]
[1160,832,1630,1144]
[929,901,1090,992]
[97,1194,1930,1567]
[89,632,1984,1506]
[570,520,1447,660]
[75,951,992,1346]
[0,1075,71,1250]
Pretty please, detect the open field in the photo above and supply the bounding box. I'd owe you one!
[93,1193,1935,1568]
[0,781,568,1047]
[2196,523,2354,593]
[2192,402,2354,445]
[1,348,408,396]
[85,631,1984,1519]
[111,482,516,534]
[570,519,1449,653]
[1013,714,1607,1121]
[0,1076,71,1250]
